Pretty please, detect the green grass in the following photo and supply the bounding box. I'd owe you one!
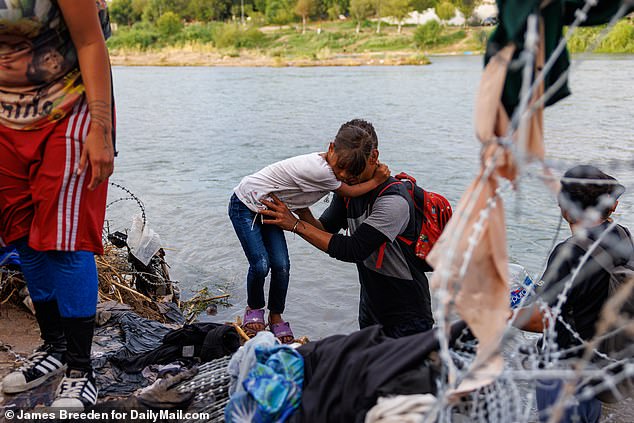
[355,34,414,52]
[274,31,359,55]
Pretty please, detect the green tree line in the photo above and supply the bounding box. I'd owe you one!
[109,0,478,29]
[106,0,633,56]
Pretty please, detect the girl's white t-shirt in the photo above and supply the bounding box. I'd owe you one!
[234,152,342,212]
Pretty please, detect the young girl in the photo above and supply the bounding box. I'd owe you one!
[229,123,388,343]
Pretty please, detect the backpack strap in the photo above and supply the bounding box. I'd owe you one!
[377,235,416,268]
[376,243,387,269]
[395,173,423,211]
[397,235,414,245]
[569,225,632,273]
[395,172,416,185]
[377,181,403,198]
[570,236,614,272]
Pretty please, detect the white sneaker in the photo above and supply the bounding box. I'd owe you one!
[51,369,98,409]
[2,346,66,394]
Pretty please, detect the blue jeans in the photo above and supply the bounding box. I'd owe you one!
[536,379,601,423]
[229,194,290,313]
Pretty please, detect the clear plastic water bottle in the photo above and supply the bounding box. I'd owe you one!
[508,263,534,309]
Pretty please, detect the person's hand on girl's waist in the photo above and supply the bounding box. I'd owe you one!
[259,194,299,232]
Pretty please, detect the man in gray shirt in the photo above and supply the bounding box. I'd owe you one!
[261,119,433,337]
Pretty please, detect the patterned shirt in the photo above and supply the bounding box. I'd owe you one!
[0,0,110,130]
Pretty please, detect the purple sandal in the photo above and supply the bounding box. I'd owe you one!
[242,308,266,337]
[269,321,294,344]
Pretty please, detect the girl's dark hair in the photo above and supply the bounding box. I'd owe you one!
[343,119,378,149]
[333,119,378,177]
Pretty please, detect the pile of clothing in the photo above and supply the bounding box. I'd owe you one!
[224,321,473,423]
[92,302,241,397]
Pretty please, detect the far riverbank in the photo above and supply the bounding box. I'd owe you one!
[106,19,634,67]
[107,22,486,67]
[109,49,434,67]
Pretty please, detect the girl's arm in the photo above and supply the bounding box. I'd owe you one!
[59,0,114,191]
[334,163,390,198]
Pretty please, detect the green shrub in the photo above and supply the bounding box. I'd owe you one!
[249,11,267,26]
[266,0,295,24]
[599,20,634,52]
[327,4,343,21]
[176,22,216,44]
[212,23,267,49]
[131,20,155,32]
[107,26,161,50]
[413,20,441,48]
[239,27,267,48]
[566,26,595,53]
[435,2,455,21]
[213,23,241,49]
[156,12,183,37]
[401,54,431,65]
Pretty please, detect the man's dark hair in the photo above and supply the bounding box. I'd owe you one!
[332,119,378,177]
[559,165,625,219]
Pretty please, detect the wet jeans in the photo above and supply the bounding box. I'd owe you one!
[229,194,290,313]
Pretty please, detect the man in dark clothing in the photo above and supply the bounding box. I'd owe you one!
[517,165,633,423]
[260,119,433,337]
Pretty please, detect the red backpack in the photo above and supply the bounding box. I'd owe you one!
[375,172,452,268]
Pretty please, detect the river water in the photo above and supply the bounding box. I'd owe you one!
[108,55,634,341]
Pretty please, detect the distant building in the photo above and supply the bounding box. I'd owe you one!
[474,0,498,21]
[382,8,455,26]
[384,3,499,27]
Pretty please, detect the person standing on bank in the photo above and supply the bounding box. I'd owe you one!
[260,119,434,338]
[516,165,633,423]
[230,123,390,343]
[1,0,115,409]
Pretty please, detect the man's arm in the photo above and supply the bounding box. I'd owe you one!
[326,225,389,263]
[295,208,324,231]
[318,193,347,234]
[259,197,333,252]
[334,163,390,198]
[260,195,388,262]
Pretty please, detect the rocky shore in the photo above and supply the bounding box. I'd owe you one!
[0,304,39,382]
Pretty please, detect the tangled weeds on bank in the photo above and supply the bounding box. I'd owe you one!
[0,241,230,324]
